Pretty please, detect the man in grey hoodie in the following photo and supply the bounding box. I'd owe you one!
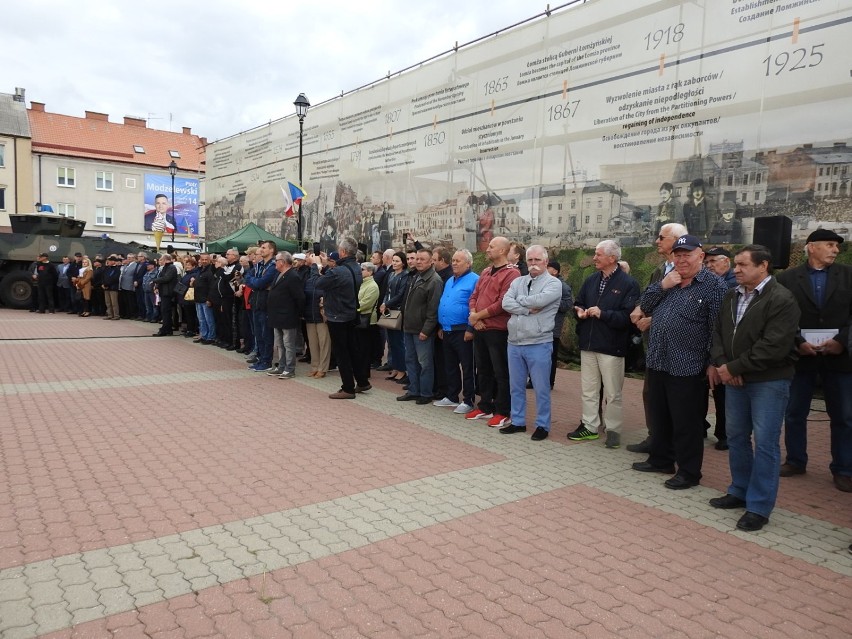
[501,245,563,441]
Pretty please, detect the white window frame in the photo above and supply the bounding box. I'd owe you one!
[57,167,76,187]
[95,206,114,226]
[96,171,114,191]
[0,186,5,211]
[125,177,137,189]
[57,203,76,218]
[0,143,5,167]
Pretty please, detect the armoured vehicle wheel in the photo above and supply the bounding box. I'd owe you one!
[0,270,34,309]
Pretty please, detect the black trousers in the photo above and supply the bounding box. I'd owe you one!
[158,294,174,335]
[327,320,368,393]
[37,284,55,312]
[704,382,727,440]
[473,330,510,416]
[646,369,707,481]
[443,330,476,405]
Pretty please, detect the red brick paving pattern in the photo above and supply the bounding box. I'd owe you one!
[0,378,501,570]
[39,485,851,639]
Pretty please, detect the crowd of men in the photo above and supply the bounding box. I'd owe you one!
[24,226,852,534]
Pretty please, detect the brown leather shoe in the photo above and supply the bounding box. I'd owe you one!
[834,474,852,493]
[329,391,356,399]
[779,463,806,477]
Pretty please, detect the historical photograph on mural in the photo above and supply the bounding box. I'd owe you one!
[207,0,852,250]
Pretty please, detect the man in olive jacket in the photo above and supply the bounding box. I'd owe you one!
[398,247,444,404]
[708,245,800,531]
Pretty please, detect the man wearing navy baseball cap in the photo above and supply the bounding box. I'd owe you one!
[631,234,728,489]
[776,228,852,493]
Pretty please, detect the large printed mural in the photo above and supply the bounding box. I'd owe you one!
[207,0,852,251]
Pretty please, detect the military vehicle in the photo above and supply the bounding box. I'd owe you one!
[0,214,140,309]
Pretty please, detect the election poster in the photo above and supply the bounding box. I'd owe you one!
[144,174,201,237]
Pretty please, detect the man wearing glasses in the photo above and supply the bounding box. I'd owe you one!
[628,222,688,453]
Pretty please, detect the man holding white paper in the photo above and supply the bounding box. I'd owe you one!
[776,229,852,492]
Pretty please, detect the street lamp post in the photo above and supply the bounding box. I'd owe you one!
[294,93,310,248]
[168,160,178,243]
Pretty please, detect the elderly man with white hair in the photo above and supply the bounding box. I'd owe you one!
[569,240,640,449]
[500,245,563,441]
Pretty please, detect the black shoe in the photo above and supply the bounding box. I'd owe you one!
[632,461,676,474]
[714,439,729,451]
[530,427,549,441]
[395,375,409,385]
[626,438,651,454]
[664,474,699,490]
[415,396,432,405]
[376,363,392,372]
[402,384,410,390]
[397,393,418,401]
[298,355,311,363]
[152,332,173,337]
[499,424,526,434]
[355,384,372,393]
[709,494,746,509]
[736,512,768,532]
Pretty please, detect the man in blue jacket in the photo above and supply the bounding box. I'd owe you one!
[243,240,278,372]
[434,249,479,413]
[569,240,640,449]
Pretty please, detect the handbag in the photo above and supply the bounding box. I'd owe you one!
[184,286,195,302]
[377,309,402,330]
[357,313,371,329]
[174,281,188,296]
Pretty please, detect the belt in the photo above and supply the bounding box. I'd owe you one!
[449,324,470,331]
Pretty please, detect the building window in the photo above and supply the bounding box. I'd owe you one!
[0,144,5,167]
[755,192,761,201]
[133,145,145,154]
[584,215,590,224]
[597,198,603,208]
[596,215,603,223]
[570,199,576,209]
[756,173,762,184]
[727,174,734,186]
[558,203,563,210]
[169,150,180,158]
[743,174,749,186]
[0,187,5,210]
[96,171,114,191]
[95,206,114,225]
[125,177,137,189]
[58,167,76,187]
[548,203,552,211]
[819,167,824,176]
[57,203,76,218]
[742,192,748,202]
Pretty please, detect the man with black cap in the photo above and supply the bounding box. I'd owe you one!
[631,234,728,489]
[776,228,852,492]
[703,246,738,449]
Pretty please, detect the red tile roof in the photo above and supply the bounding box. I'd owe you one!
[27,103,206,172]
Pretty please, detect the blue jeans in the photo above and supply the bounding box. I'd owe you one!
[252,309,273,367]
[387,329,405,372]
[785,369,852,476]
[508,342,552,430]
[144,291,159,321]
[404,332,435,398]
[726,379,790,518]
[196,302,216,341]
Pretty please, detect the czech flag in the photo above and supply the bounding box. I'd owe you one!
[281,181,307,218]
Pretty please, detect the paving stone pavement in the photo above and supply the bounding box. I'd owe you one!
[0,310,850,638]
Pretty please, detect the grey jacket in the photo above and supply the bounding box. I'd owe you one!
[502,272,563,346]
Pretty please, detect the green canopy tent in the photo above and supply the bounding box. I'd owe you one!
[206,222,298,254]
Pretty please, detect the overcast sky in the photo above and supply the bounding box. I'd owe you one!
[2,0,568,142]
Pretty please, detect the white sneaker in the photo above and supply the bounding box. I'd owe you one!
[453,402,474,415]
[433,397,459,407]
